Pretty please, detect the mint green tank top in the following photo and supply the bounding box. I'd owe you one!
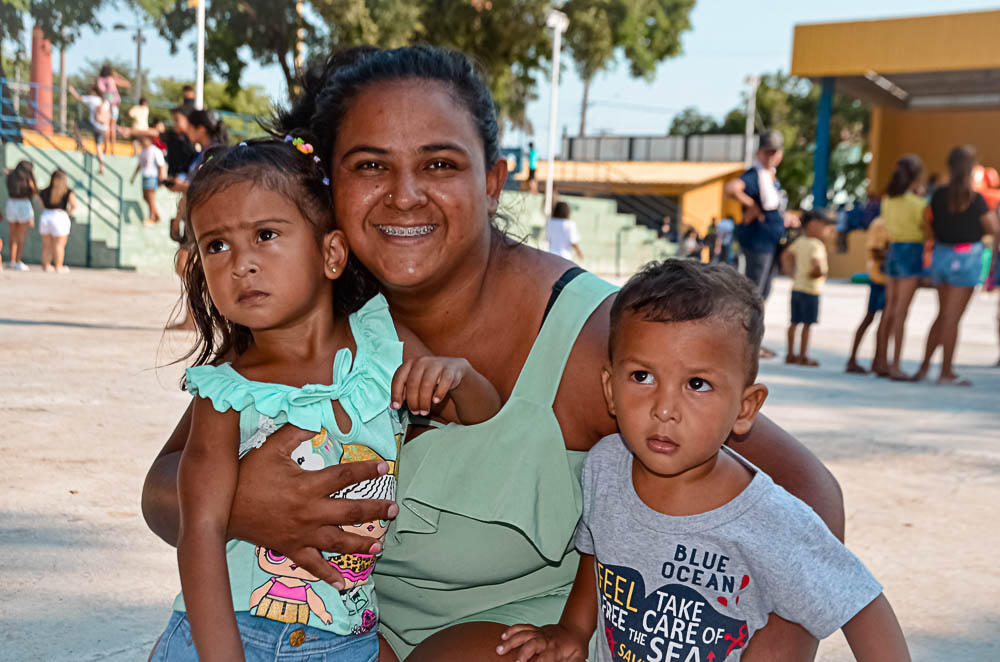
[171,294,405,637]
[375,271,618,658]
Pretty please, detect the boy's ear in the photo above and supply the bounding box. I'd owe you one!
[732,383,768,436]
[323,230,349,280]
[601,366,616,418]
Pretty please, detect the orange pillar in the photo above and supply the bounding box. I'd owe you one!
[30,24,54,135]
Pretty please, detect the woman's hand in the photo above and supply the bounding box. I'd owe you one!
[228,423,399,587]
[496,624,589,662]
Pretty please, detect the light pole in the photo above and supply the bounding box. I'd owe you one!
[543,8,569,217]
[195,0,206,109]
[113,22,151,103]
[743,74,759,167]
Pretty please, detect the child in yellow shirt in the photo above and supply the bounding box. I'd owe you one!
[781,209,835,366]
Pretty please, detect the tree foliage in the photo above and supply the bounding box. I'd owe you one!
[669,72,870,208]
[563,0,694,135]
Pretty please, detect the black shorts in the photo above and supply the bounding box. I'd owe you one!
[790,290,819,325]
[528,168,536,181]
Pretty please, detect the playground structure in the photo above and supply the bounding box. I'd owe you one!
[793,9,1000,277]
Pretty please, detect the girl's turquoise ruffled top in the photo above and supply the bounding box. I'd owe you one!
[171,294,404,637]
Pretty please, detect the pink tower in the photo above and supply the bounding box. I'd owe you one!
[30,24,54,135]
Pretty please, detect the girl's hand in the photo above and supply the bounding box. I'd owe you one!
[228,423,399,588]
[496,624,589,662]
[391,356,473,416]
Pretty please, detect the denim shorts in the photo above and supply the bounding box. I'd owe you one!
[867,282,886,314]
[931,242,983,288]
[790,290,819,325]
[885,241,924,278]
[142,175,159,190]
[149,611,378,662]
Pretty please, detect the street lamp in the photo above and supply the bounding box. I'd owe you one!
[543,8,569,217]
[113,22,151,103]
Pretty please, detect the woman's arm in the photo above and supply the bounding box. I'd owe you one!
[177,399,244,662]
[66,192,78,216]
[141,398,401,586]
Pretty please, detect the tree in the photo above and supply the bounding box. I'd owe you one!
[563,0,694,136]
[668,106,719,136]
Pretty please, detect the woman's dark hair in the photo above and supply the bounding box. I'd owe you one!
[273,45,500,175]
[42,169,69,208]
[99,64,112,78]
[552,201,570,219]
[6,160,36,199]
[187,108,229,145]
[609,259,764,384]
[886,154,922,198]
[176,138,377,373]
[946,145,976,214]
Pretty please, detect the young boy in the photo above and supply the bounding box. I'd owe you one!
[497,260,909,662]
[130,134,166,224]
[781,209,834,366]
[846,216,890,374]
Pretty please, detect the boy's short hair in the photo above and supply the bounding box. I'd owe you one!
[609,260,765,383]
[801,207,834,226]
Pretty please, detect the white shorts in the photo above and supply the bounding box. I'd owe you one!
[39,209,72,237]
[5,198,35,223]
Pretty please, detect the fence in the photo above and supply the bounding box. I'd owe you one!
[560,134,755,163]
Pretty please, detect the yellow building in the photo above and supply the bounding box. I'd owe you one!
[792,10,1000,275]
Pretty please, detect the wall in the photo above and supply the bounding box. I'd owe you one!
[870,106,1000,191]
[678,175,742,235]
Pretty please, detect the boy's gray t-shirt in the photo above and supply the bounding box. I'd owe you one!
[575,435,882,662]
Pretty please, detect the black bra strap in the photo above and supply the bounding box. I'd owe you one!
[541,266,586,327]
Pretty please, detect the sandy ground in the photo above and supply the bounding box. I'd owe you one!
[1,267,998,661]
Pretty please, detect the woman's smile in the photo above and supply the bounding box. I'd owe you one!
[374,223,437,238]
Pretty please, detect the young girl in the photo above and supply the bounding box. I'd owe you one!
[38,169,78,272]
[150,137,501,662]
[4,160,38,270]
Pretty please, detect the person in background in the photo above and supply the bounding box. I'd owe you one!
[546,201,583,262]
[680,226,702,260]
[69,85,109,175]
[925,173,940,203]
[180,84,196,114]
[716,214,736,264]
[161,107,197,182]
[167,109,229,195]
[725,130,797,358]
[4,160,38,270]
[846,216,890,374]
[877,155,927,380]
[131,134,167,224]
[128,96,150,155]
[96,64,122,150]
[527,141,538,194]
[704,218,718,262]
[38,169,77,273]
[781,208,834,366]
[912,145,1000,385]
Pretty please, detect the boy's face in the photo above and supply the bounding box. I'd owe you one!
[805,219,832,240]
[602,313,767,482]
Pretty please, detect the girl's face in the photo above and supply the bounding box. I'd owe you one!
[189,181,347,332]
[331,79,507,293]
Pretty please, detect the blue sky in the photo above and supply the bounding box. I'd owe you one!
[9,1,1000,154]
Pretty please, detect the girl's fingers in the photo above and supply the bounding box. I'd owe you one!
[287,546,345,588]
[416,363,444,413]
[404,360,433,414]
[431,368,455,404]
[501,624,537,640]
[390,361,413,410]
[497,631,542,657]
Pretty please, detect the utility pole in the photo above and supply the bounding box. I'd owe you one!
[544,8,569,217]
[195,0,206,109]
[134,27,145,102]
[743,74,759,167]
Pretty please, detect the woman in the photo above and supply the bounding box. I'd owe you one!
[142,46,845,661]
[96,64,122,150]
[4,160,37,270]
[876,155,926,380]
[912,146,999,385]
[38,169,77,272]
[546,200,583,262]
[165,108,229,196]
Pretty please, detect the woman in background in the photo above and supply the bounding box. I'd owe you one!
[4,160,38,270]
[38,169,77,273]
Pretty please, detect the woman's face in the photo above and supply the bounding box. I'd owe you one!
[331,79,507,292]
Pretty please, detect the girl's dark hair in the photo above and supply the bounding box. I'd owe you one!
[272,44,501,176]
[946,145,976,214]
[886,154,922,198]
[42,169,69,208]
[187,109,229,145]
[5,160,36,199]
[177,138,377,372]
[552,201,570,219]
[99,64,112,78]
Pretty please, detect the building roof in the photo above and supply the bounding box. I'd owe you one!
[791,10,1000,109]
[518,160,744,189]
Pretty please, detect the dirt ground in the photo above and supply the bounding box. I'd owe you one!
[1,268,997,661]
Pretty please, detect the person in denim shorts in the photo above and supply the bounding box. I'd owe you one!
[879,155,927,380]
[912,146,999,385]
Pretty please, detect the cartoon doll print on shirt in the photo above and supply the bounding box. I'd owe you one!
[249,546,334,625]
